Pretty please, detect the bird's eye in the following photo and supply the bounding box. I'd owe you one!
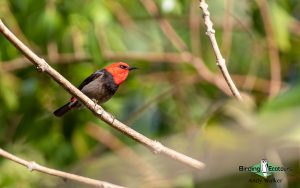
[119,65,127,69]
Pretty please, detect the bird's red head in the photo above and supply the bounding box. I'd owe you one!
[105,62,137,85]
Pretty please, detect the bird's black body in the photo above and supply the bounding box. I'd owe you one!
[53,69,118,117]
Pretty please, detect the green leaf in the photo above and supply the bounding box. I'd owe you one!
[270,2,292,51]
[0,72,20,110]
[72,128,89,157]
[261,85,300,112]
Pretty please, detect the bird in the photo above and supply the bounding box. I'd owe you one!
[53,62,137,117]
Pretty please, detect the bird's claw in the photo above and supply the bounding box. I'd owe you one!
[110,113,115,124]
[92,99,98,108]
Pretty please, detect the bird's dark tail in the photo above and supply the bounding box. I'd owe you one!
[53,103,72,117]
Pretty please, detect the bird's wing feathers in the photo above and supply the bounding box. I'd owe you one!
[69,70,104,103]
[78,70,104,90]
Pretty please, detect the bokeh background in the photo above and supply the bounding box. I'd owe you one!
[1,0,300,187]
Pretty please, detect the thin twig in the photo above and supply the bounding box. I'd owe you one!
[0,148,124,188]
[0,19,205,170]
[199,0,242,100]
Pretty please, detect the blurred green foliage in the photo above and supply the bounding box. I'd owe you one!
[1,0,300,187]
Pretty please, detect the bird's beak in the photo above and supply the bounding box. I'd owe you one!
[128,67,138,71]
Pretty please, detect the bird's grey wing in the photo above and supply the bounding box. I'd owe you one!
[78,70,104,90]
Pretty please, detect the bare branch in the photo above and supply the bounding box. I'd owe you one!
[0,19,205,170]
[0,148,124,188]
[199,0,242,100]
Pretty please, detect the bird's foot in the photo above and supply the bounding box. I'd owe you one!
[92,99,98,108]
[110,113,116,124]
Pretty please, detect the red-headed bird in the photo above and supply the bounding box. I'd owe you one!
[53,62,137,117]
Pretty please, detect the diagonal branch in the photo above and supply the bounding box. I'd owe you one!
[0,148,124,188]
[0,20,205,170]
[199,0,242,100]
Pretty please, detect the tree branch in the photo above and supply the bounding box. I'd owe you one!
[0,148,124,188]
[0,19,204,170]
[199,0,242,100]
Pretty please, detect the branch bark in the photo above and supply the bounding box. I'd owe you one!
[0,19,204,170]
[199,0,242,100]
[0,148,124,188]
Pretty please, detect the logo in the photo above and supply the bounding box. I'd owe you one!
[239,159,290,178]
